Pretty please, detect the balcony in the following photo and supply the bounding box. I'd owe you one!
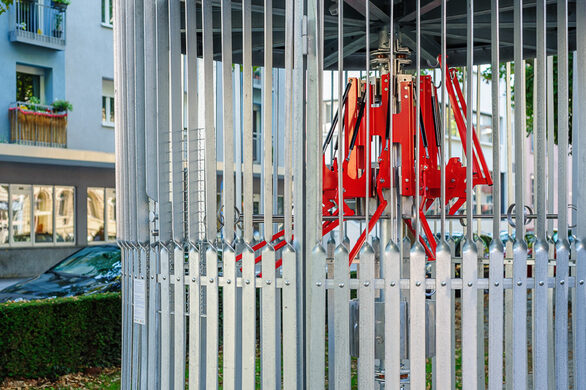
[8,102,68,148]
[10,0,67,50]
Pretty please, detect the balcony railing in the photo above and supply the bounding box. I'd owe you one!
[10,0,67,50]
[8,102,68,148]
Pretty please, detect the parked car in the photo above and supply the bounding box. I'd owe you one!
[0,244,121,303]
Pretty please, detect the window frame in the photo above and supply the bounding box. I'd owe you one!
[0,184,76,248]
[101,0,113,28]
[87,187,116,244]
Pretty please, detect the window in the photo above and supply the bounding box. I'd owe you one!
[87,187,116,242]
[55,186,75,242]
[34,186,53,243]
[102,79,115,127]
[106,188,116,241]
[0,185,8,245]
[0,184,75,246]
[16,65,45,103]
[101,0,113,26]
[11,185,31,243]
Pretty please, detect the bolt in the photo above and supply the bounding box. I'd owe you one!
[467,282,473,287]
[151,275,154,279]
[538,281,544,286]
[339,283,345,288]
[245,279,250,285]
[285,280,290,286]
[316,281,322,287]
[364,281,370,287]
[415,281,421,287]
[560,280,565,285]
[404,95,409,99]
[451,179,455,183]
[494,281,500,287]
[226,279,231,284]
[384,87,388,91]
[390,281,396,287]
[405,178,409,183]
[441,281,447,286]
[162,276,166,280]
[516,280,522,286]
[579,280,584,285]
[177,277,180,281]
[266,280,272,285]
[209,277,214,283]
[192,277,196,282]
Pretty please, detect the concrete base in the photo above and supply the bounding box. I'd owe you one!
[0,246,81,278]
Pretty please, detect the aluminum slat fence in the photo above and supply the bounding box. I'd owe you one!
[115,0,586,388]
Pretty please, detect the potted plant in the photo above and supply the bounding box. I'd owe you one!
[53,13,63,37]
[51,0,69,11]
[51,99,73,113]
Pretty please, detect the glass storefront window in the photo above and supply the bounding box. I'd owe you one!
[11,185,31,243]
[55,186,75,242]
[106,188,116,241]
[87,187,105,241]
[0,185,8,245]
[34,186,53,243]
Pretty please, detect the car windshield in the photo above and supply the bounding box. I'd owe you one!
[52,246,121,277]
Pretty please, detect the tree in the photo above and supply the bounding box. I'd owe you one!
[480,55,573,145]
[0,0,13,15]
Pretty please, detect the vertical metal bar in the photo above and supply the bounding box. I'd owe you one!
[465,0,473,241]
[462,240,478,389]
[364,0,370,229]
[159,245,171,389]
[263,0,273,240]
[384,240,401,390]
[241,245,256,390]
[307,245,326,389]
[220,2,236,387]
[172,246,185,390]
[334,244,350,389]
[575,2,586,388]
[203,0,216,241]
[555,1,570,388]
[337,0,344,239]
[261,247,280,389]
[168,0,184,385]
[282,244,298,390]
[148,245,160,389]
[188,246,201,390]
[358,243,375,389]
[414,0,421,241]
[504,62,513,390]
[488,2,503,389]
[205,245,219,389]
[409,244,426,390]
[284,0,293,243]
[533,1,549,388]
[513,1,528,388]
[293,0,306,383]
[186,0,199,241]
[242,0,253,244]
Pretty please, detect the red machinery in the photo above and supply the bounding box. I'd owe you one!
[237,64,492,267]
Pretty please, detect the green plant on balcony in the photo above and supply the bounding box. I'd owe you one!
[54,13,63,37]
[51,0,69,11]
[51,99,72,113]
[25,96,41,112]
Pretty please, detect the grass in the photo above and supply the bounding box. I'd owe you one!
[0,367,121,389]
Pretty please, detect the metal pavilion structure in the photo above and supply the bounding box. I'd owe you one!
[114,0,586,388]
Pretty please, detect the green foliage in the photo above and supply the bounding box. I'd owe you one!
[52,99,73,112]
[26,96,41,112]
[480,56,573,145]
[52,0,70,5]
[0,0,13,15]
[0,293,121,380]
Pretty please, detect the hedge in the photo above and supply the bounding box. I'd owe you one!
[0,292,121,380]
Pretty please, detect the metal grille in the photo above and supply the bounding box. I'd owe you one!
[115,1,585,389]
